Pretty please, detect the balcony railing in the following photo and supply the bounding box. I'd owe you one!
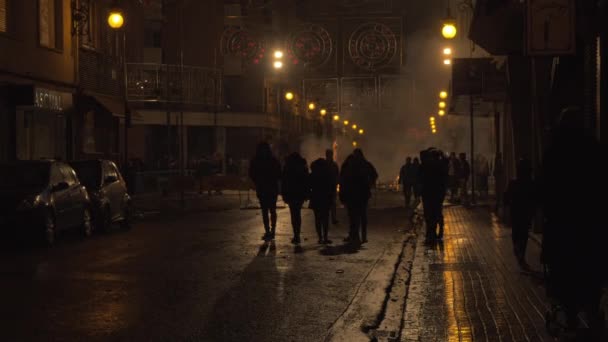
[126,63,222,106]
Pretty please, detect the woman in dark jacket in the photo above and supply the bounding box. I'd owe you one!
[281,152,309,244]
[310,158,335,244]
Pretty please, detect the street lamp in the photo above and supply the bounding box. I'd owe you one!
[441,21,457,39]
[443,59,452,65]
[274,50,284,59]
[273,61,283,69]
[343,120,349,126]
[308,102,316,110]
[333,114,340,121]
[438,109,446,116]
[443,47,452,55]
[320,109,327,116]
[285,92,294,101]
[352,124,357,130]
[358,129,364,135]
[439,91,448,99]
[352,141,358,147]
[439,101,446,109]
[107,9,124,29]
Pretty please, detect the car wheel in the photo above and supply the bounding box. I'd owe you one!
[43,211,56,247]
[81,208,93,238]
[120,201,132,230]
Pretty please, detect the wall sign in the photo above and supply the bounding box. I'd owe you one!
[35,88,63,111]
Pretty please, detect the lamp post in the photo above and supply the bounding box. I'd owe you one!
[107,3,128,173]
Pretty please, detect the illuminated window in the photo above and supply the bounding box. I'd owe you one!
[0,0,7,33]
[39,0,62,49]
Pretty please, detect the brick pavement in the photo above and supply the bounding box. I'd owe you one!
[401,206,554,342]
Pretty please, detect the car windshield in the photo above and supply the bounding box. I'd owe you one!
[0,163,50,189]
[71,162,101,189]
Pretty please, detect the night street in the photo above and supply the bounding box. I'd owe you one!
[0,192,413,341]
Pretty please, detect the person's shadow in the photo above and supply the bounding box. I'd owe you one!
[319,243,361,256]
[203,241,282,341]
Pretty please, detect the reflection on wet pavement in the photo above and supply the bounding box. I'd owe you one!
[402,206,552,341]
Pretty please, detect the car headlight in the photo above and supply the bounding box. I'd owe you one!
[17,195,43,211]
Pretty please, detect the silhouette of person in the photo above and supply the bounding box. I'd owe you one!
[448,152,461,202]
[458,153,470,205]
[504,158,537,270]
[326,149,340,225]
[310,157,335,244]
[339,148,378,245]
[420,148,448,242]
[540,107,605,335]
[411,157,421,206]
[398,157,414,208]
[281,152,309,245]
[249,142,281,241]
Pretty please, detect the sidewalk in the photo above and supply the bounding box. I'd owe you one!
[401,206,554,341]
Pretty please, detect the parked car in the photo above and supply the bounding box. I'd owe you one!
[69,160,131,232]
[0,160,92,246]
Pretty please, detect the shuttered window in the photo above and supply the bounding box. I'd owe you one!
[0,0,7,33]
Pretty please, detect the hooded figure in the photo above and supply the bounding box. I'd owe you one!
[310,158,335,244]
[339,149,378,244]
[249,142,281,241]
[281,152,309,244]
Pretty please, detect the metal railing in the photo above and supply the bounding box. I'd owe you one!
[126,63,222,106]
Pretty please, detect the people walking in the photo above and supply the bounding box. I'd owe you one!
[448,152,461,202]
[249,142,282,241]
[310,158,335,244]
[326,149,340,225]
[398,157,415,208]
[339,149,378,245]
[419,148,448,242]
[504,158,536,270]
[458,153,470,205]
[281,152,309,245]
[476,154,490,199]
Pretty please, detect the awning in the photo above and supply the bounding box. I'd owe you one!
[80,92,126,117]
[469,0,524,55]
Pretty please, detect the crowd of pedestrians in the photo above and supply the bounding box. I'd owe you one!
[249,143,378,246]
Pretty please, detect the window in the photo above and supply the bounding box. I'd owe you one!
[80,0,98,49]
[39,0,62,49]
[0,0,7,33]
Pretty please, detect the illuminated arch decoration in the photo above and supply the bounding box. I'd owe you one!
[289,24,333,69]
[348,22,397,71]
[220,26,265,65]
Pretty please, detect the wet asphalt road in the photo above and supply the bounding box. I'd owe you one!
[0,193,409,341]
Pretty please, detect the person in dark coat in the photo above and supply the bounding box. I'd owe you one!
[310,158,335,244]
[249,142,282,241]
[339,149,378,244]
[398,157,415,208]
[540,107,605,335]
[504,158,536,270]
[281,152,309,245]
[326,149,340,225]
[419,148,448,242]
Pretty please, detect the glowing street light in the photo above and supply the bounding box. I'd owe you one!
[352,141,358,147]
[442,22,457,39]
[352,124,357,130]
[439,101,446,109]
[443,47,452,55]
[274,50,284,59]
[333,115,340,121]
[273,61,283,69]
[285,92,294,101]
[432,129,437,134]
[308,102,316,110]
[443,59,452,65]
[438,109,446,116]
[107,10,125,29]
[439,91,448,99]
[320,109,327,116]
[343,120,349,126]
[358,129,364,135]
